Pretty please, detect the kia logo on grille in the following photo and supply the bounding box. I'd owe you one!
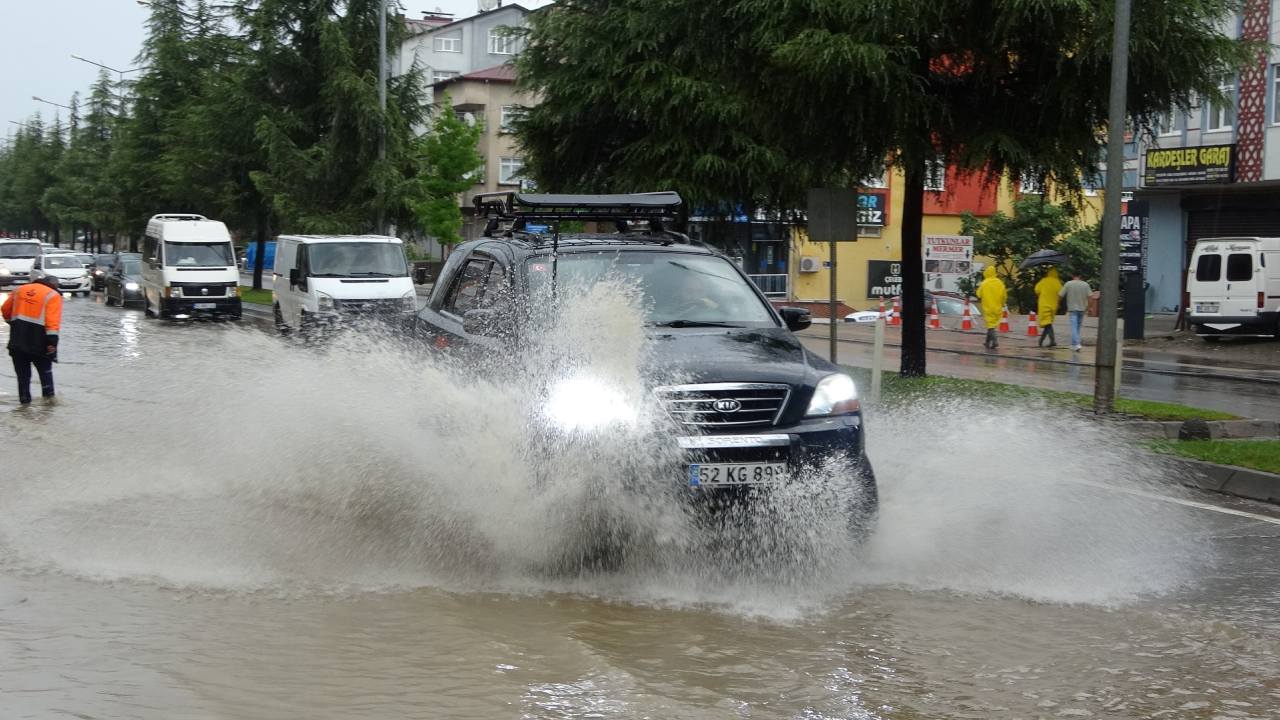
[713,399,742,414]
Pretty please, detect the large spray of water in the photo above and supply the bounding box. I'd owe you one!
[0,284,1211,613]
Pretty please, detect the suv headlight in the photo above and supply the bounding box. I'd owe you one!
[124,282,140,290]
[544,375,636,432]
[805,373,861,416]
[0,266,10,276]
[317,292,336,312]
[401,290,417,312]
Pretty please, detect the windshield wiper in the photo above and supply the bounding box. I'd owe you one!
[348,271,400,277]
[307,272,349,277]
[650,319,743,328]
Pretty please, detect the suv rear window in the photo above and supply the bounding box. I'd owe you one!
[1226,253,1253,281]
[1195,254,1221,282]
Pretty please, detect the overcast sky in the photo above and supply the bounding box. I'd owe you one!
[0,0,546,138]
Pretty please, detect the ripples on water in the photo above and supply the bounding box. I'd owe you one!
[0,285,1212,614]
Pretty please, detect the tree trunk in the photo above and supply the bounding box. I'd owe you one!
[899,160,927,378]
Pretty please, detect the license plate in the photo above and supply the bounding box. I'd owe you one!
[688,462,787,486]
[1196,303,1219,313]
[193,302,217,309]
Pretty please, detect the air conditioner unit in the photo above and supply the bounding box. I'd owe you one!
[799,257,822,273]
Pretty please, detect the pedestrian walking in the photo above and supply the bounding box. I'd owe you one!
[2,272,62,404]
[1059,272,1092,351]
[976,266,1007,349]
[1034,267,1063,347]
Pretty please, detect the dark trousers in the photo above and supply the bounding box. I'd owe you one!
[11,351,54,404]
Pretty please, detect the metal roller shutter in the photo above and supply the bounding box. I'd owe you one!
[1186,208,1280,258]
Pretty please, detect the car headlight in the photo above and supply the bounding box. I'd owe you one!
[0,266,10,276]
[317,292,336,312]
[165,286,180,298]
[229,285,240,298]
[543,375,636,432]
[805,373,861,416]
[125,282,139,290]
[401,290,417,312]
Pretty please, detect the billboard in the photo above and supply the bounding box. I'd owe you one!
[1143,144,1235,186]
[867,260,904,299]
[923,234,974,293]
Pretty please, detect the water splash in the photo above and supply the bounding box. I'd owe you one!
[0,285,1212,614]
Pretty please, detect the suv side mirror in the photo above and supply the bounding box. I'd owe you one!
[462,308,512,338]
[779,306,812,331]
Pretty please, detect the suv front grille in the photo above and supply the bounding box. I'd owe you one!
[173,283,230,298]
[655,383,791,429]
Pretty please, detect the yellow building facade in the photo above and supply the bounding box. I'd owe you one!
[789,168,1103,312]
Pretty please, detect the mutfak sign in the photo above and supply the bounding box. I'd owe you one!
[866,260,903,299]
[1143,144,1235,186]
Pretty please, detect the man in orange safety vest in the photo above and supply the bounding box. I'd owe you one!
[2,272,63,404]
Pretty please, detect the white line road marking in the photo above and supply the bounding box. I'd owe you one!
[1073,479,1280,526]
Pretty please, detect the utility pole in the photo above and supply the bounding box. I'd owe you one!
[377,0,388,235]
[1094,0,1133,413]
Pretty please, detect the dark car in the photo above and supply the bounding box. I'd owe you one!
[104,256,145,308]
[90,254,115,290]
[414,192,876,543]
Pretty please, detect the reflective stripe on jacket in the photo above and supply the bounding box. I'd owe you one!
[2,282,62,356]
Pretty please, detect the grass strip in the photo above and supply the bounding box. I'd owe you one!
[1151,439,1280,475]
[843,368,1239,422]
[238,287,272,306]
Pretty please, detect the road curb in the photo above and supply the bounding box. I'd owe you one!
[1172,457,1280,505]
[1127,419,1280,440]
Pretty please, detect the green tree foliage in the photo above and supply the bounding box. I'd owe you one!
[411,94,484,247]
[517,0,1254,376]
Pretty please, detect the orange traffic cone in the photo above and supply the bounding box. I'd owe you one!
[961,298,974,330]
[878,296,887,321]
[998,306,1011,333]
[890,297,902,326]
[1026,310,1039,337]
[928,299,942,329]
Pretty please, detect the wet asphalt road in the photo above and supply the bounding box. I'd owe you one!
[1,293,1279,719]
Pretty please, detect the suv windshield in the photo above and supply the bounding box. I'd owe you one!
[121,260,142,275]
[43,255,83,269]
[164,241,233,268]
[0,243,40,259]
[526,251,777,327]
[306,242,408,277]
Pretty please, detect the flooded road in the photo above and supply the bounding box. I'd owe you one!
[2,296,1279,719]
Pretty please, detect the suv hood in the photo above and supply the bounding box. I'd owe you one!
[647,326,827,387]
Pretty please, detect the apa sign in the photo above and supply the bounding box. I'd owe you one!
[1120,200,1149,276]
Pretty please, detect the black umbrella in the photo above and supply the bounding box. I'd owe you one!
[1019,249,1067,270]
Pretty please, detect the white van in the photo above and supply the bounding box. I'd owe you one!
[1186,237,1280,338]
[0,239,43,287]
[141,214,242,320]
[271,234,416,331]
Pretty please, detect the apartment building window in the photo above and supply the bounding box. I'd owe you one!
[433,35,462,53]
[432,70,460,84]
[1018,172,1044,195]
[500,105,526,132]
[499,156,524,185]
[1273,65,1280,124]
[1206,76,1235,132]
[923,157,946,192]
[1155,108,1180,136]
[488,29,518,55]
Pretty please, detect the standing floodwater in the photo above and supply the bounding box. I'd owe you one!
[1,296,1278,718]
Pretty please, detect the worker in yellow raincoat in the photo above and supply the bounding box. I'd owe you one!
[1033,267,1063,347]
[976,266,1007,349]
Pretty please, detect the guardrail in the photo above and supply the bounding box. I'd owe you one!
[749,273,789,298]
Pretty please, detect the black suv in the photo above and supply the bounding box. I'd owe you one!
[414,193,876,530]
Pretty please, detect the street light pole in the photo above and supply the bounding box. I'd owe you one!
[1094,0,1133,413]
[377,0,388,235]
[71,55,145,109]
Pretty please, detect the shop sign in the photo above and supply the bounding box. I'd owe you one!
[867,260,903,299]
[1120,200,1149,276]
[1143,144,1235,186]
[857,190,888,227]
[923,234,974,293]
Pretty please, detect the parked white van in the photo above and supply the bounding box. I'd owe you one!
[141,214,242,320]
[272,234,416,331]
[1186,237,1280,338]
[0,239,43,287]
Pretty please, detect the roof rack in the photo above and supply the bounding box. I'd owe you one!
[474,192,683,222]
